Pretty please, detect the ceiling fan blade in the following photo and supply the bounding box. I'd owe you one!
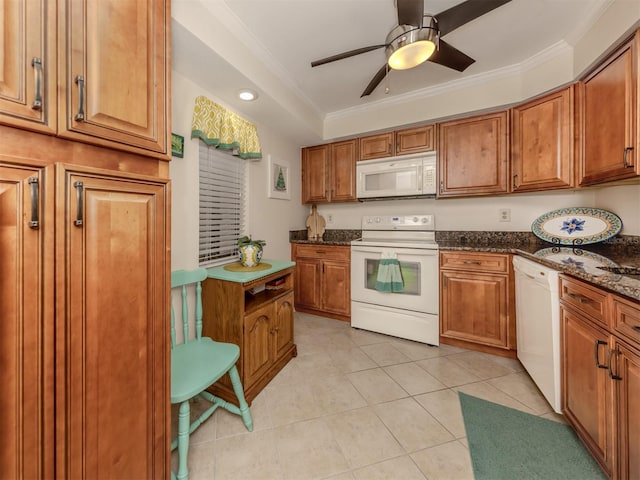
[436,0,512,36]
[396,0,424,26]
[361,64,389,97]
[311,45,386,67]
[428,40,475,72]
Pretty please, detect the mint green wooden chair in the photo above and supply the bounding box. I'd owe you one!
[171,268,253,480]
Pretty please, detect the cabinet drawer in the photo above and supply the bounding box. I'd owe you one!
[440,251,509,273]
[613,295,640,344]
[294,244,350,261]
[559,276,609,326]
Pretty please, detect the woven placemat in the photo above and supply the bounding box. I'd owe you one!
[223,262,272,272]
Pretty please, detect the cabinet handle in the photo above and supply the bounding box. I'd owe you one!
[512,174,518,190]
[74,181,84,226]
[31,58,43,110]
[74,75,85,121]
[633,325,640,332]
[388,143,392,154]
[28,177,39,229]
[567,292,590,304]
[608,348,622,380]
[463,260,481,265]
[623,147,634,168]
[594,339,608,369]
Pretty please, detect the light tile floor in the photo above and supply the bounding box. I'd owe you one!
[173,312,564,480]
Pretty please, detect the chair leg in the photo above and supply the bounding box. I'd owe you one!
[228,365,253,432]
[176,400,190,480]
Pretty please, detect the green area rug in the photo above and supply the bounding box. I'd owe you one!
[459,392,605,480]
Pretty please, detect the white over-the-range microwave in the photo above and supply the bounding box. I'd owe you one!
[356,152,437,200]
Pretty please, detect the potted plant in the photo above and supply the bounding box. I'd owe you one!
[237,235,266,267]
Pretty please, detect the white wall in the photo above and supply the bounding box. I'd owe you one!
[170,71,307,270]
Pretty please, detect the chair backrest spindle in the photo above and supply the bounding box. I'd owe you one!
[170,268,209,348]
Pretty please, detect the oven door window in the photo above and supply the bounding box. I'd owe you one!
[364,258,420,295]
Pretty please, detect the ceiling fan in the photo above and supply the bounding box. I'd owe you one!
[310,0,513,97]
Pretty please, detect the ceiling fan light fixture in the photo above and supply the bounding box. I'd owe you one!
[385,18,439,70]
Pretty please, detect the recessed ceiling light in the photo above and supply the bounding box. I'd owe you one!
[238,89,258,101]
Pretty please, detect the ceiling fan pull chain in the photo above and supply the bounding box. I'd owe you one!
[385,64,390,94]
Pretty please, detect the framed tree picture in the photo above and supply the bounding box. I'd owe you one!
[267,155,291,200]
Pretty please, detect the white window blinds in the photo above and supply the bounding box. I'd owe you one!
[199,142,246,266]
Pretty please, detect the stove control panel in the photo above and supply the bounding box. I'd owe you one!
[361,214,435,230]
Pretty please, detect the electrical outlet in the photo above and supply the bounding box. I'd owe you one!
[499,208,511,222]
[326,214,334,224]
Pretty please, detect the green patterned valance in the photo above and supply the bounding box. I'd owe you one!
[191,96,262,159]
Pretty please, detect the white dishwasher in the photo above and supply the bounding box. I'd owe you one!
[513,256,562,414]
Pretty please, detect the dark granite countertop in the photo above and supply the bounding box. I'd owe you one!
[438,235,640,302]
[289,229,640,302]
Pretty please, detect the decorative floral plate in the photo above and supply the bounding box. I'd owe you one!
[533,247,620,276]
[531,207,622,245]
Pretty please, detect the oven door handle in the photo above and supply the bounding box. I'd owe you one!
[351,246,439,256]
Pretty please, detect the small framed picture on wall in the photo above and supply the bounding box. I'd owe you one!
[171,133,184,158]
[267,155,291,200]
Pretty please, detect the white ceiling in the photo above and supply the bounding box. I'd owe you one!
[172,0,611,144]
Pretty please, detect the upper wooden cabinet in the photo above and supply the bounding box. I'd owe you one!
[359,126,435,160]
[437,111,509,198]
[58,0,169,156]
[359,132,394,160]
[0,0,169,159]
[395,125,435,155]
[579,31,640,185]
[511,85,575,192]
[0,0,56,134]
[302,139,357,203]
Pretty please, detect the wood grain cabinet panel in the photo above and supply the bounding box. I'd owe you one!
[395,125,435,155]
[579,31,640,185]
[511,86,574,192]
[437,111,509,197]
[201,267,297,405]
[560,305,614,477]
[302,140,357,204]
[0,163,54,479]
[58,0,169,156]
[60,166,169,479]
[0,0,56,133]
[439,251,515,355]
[559,275,640,479]
[291,244,350,321]
[359,132,394,160]
[614,340,640,480]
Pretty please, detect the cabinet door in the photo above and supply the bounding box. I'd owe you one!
[243,304,274,388]
[614,340,640,480]
[274,292,295,360]
[579,33,640,185]
[58,167,169,479]
[330,139,357,202]
[511,86,574,192]
[396,125,435,155]
[302,144,330,203]
[58,0,168,156]
[440,271,509,348]
[321,260,351,316]
[0,163,53,479]
[294,256,322,310]
[0,0,56,133]
[438,111,509,197]
[359,132,394,160]
[561,306,614,475]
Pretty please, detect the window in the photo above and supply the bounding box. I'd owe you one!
[199,142,247,266]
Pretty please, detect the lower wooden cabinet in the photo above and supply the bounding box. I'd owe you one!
[291,243,350,321]
[560,275,640,479]
[201,267,297,404]
[439,251,516,356]
[1,130,171,479]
